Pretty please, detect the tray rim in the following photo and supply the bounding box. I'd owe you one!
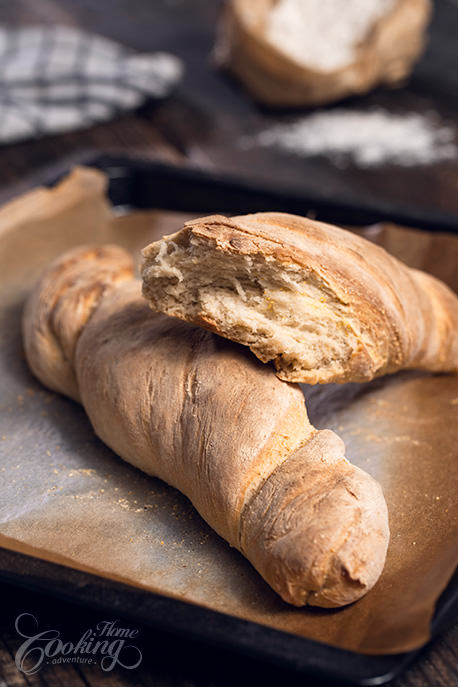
[0,546,425,687]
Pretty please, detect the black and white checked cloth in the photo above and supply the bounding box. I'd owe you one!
[0,26,183,143]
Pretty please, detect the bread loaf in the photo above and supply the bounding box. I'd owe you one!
[215,0,432,107]
[23,244,390,607]
[141,213,458,385]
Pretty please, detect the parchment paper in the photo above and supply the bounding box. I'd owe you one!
[0,167,457,655]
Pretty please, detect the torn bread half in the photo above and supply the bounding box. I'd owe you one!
[141,212,458,384]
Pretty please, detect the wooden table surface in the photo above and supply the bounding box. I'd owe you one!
[0,1,457,686]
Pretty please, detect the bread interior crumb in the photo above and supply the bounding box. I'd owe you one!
[142,236,364,381]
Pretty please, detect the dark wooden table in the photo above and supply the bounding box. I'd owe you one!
[0,1,457,686]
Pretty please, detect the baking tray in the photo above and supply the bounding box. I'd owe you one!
[1,154,457,686]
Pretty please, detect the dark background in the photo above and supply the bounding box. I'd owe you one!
[0,1,457,685]
[2,0,458,216]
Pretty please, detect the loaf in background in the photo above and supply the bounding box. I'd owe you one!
[215,0,432,107]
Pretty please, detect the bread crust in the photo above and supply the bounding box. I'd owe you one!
[22,244,134,401]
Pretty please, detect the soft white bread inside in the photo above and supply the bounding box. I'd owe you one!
[143,236,360,383]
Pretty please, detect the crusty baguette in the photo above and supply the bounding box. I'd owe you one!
[141,213,458,385]
[23,244,389,608]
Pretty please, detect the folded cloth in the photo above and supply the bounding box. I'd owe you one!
[0,25,183,144]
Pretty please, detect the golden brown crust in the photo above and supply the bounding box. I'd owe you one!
[215,0,432,107]
[22,245,134,401]
[141,213,458,384]
[240,431,388,607]
[23,244,390,607]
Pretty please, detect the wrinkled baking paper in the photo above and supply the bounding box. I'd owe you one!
[0,167,456,654]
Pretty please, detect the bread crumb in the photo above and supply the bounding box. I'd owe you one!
[67,468,96,478]
[365,433,383,443]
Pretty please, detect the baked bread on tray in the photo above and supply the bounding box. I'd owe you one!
[141,213,458,385]
[23,244,390,608]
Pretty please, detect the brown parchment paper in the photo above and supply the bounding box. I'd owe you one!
[0,167,457,655]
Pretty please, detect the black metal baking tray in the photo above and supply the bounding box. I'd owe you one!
[1,154,457,686]
[94,154,458,233]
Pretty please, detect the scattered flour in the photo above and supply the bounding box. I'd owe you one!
[265,0,397,72]
[242,109,457,168]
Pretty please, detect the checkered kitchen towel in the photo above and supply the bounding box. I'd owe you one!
[0,25,183,144]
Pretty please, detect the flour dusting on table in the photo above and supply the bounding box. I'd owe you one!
[242,109,457,168]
